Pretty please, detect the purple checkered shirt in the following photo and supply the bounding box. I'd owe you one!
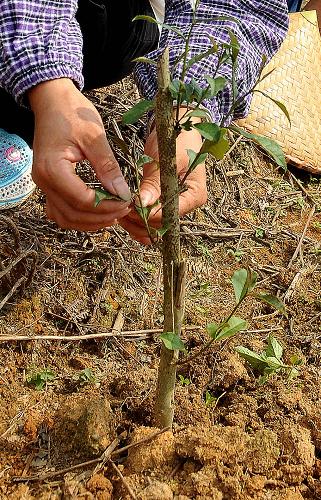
[0,0,288,123]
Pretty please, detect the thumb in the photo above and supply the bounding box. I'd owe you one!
[86,131,131,201]
[139,161,161,208]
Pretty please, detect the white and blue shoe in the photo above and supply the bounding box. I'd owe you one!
[0,129,35,210]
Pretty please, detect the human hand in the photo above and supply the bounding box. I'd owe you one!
[29,79,131,231]
[119,111,207,245]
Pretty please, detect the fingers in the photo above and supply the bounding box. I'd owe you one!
[85,131,131,202]
[34,157,131,231]
[46,193,130,231]
[119,217,155,246]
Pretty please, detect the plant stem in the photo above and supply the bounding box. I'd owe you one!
[154,48,186,428]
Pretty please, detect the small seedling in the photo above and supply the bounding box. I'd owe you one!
[26,368,55,391]
[178,374,191,386]
[227,248,244,262]
[204,390,216,407]
[76,368,96,386]
[255,228,264,238]
[235,335,302,384]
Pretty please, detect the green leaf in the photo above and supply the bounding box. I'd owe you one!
[254,90,291,126]
[132,56,157,66]
[136,154,154,169]
[135,200,159,221]
[205,76,226,97]
[235,346,267,370]
[160,332,186,352]
[193,122,221,141]
[169,79,182,99]
[255,293,286,314]
[94,188,122,207]
[205,390,216,407]
[288,367,299,381]
[180,118,194,131]
[133,15,186,39]
[186,45,218,71]
[201,129,230,160]
[206,322,219,338]
[156,224,170,237]
[178,374,190,386]
[290,355,303,366]
[231,268,257,303]
[265,356,283,369]
[122,99,155,125]
[27,369,55,391]
[186,149,207,170]
[185,109,210,120]
[214,316,248,341]
[265,335,283,361]
[230,125,287,170]
[227,29,240,62]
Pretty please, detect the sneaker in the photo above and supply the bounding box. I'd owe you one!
[0,128,35,210]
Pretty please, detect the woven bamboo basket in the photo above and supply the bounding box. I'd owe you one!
[236,11,321,174]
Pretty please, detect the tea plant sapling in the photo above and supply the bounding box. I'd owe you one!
[116,4,289,428]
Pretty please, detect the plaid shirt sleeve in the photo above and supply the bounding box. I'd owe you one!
[0,0,83,102]
[135,0,289,124]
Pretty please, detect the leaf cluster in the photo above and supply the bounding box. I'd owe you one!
[159,268,285,354]
[236,335,302,384]
[26,368,55,391]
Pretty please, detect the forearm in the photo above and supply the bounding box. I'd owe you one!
[0,0,84,102]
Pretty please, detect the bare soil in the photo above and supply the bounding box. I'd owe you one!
[0,79,320,499]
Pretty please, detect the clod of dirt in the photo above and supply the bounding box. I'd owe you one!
[54,395,116,457]
[23,410,43,441]
[6,484,32,500]
[137,481,173,500]
[279,424,315,470]
[187,466,224,499]
[300,407,321,450]
[126,427,176,474]
[175,425,248,466]
[210,351,250,389]
[86,473,113,499]
[269,488,304,500]
[278,464,305,485]
[217,393,262,430]
[174,385,211,426]
[246,429,280,474]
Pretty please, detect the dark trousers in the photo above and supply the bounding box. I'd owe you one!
[0,0,159,146]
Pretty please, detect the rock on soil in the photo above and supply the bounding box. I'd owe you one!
[54,395,116,457]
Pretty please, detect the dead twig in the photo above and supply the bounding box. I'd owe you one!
[287,206,316,268]
[0,276,26,311]
[110,460,137,499]
[111,310,125,335]
[0,215,21,252]
[91,264,111,322]
[0,325,201,343]
[92,431,127,475]
[0,411,24,440]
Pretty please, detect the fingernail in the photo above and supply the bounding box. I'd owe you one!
[140,191,153,207]
[112,177,131,202]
